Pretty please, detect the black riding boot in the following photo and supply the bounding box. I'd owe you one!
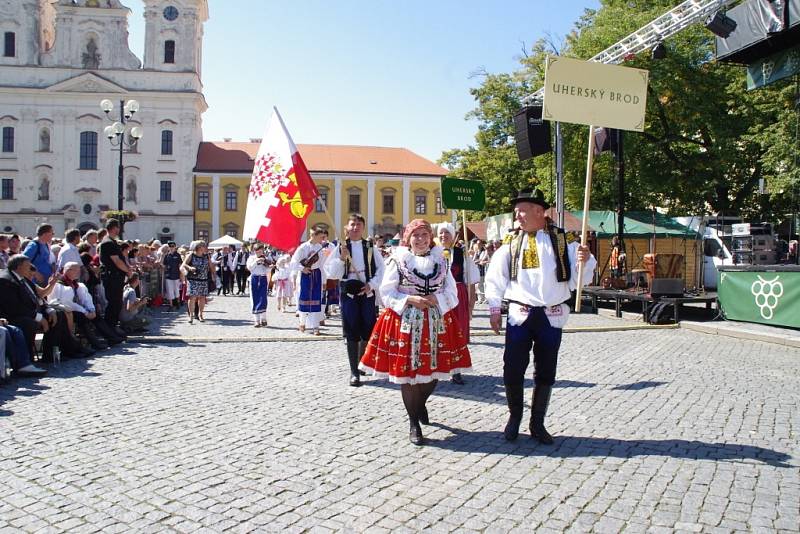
[401,384,423,445]
[346,339,361,386]
[503,383,525,441]
[529,384,554,444]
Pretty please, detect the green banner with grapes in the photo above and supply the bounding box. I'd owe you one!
[717,270,800,328]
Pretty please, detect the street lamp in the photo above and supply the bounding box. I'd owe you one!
[100,98,143,211]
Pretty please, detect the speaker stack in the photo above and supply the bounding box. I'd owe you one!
[514,106,551,161]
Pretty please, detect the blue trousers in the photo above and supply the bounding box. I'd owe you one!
[340,292,377,342]
[503,307,562,387]
[2,325,33,371]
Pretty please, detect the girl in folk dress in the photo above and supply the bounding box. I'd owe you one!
[246,243,271,327]
[289,227,329,335]
[272,254,294,312]
[359,219,472,445]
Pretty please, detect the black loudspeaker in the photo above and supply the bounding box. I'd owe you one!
[514,106,551,161]
[650,278,684,298]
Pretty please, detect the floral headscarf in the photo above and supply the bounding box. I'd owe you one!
[401,219,435,249]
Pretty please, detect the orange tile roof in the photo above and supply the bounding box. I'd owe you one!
[195,141,449,176]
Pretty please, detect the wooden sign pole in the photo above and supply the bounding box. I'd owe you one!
[575,125,596,313]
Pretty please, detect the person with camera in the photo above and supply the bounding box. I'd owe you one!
[290,227,330,335]
[119,272,151,333]
[246,243,272,327]
[326,214,386,387]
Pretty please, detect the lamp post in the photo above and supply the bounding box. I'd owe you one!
[100,99,143,211]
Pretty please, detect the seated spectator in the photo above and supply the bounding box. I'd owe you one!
[120,273,150,333]
[0,254,88,361]
[49,262,109,351]
[0,234,9,270]
[1,318,46,376]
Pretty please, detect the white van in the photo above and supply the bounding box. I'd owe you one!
[674,216,734,289]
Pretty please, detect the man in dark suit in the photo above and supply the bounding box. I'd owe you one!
[0,254,85,361]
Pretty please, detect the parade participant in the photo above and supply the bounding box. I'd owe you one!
[485,188,596,443]
[182,240,215,324]
[290,228,329,335]
[326,214,386,387]
[272,255,293,312]
[359,219,471,445]
[247,243,271,327]
[437,222,480,385]
[234,245,250,295]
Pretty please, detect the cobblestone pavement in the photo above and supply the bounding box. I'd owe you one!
[1,295,798,532]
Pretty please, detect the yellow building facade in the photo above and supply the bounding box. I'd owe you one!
[193,142,453,243]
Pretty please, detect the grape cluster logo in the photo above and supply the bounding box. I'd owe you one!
[750,275,783,320]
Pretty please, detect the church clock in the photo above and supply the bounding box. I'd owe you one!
[163,5,179,21]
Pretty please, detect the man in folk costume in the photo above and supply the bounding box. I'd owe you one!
[290,227,330,335]
[326,213,386,387]
[485,188,596,443]
[437,222,480,385]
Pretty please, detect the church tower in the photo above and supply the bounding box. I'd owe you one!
[143,0,208,74]
[0,0,43,66]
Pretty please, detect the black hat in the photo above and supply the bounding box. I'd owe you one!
[511,188,549,209]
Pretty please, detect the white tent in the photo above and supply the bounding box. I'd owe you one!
[208,235,244,248]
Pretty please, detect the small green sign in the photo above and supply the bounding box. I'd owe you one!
[441,177,486,211]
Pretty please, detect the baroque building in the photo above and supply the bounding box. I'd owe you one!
[0,0,207,243]
[193,142,453,244]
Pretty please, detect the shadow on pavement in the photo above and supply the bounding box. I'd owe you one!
[612,381,668,390]
[423,427,794,468]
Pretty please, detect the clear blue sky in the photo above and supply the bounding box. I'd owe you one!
[127,1,599,162]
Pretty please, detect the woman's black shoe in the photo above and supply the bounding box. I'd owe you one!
[409,423,424,445]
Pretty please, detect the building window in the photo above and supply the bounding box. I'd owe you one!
[415,194,427,215]
[3,32,14,57]
[161,130,173,155]
[435,194,445,215]
[348,192,360,214]
[225,190,238,211]
[315,189,328,212]
[159,180,172,201]
[197,190,209,210]
[164,40,175,64]
[197,228,210,242]
[224,225,239,239]
[39,128,50,152]
[1,127,13,153]
[1,178,13,200]
[79,131,97,169]
[383,193,394,214]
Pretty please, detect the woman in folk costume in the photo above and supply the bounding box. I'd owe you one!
[359,219,472,445]
[290,227,330,335]
[246,243,271,327]
[437,222,480,385]
[272,254,294,312]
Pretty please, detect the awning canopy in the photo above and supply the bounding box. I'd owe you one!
[208,235,244,248]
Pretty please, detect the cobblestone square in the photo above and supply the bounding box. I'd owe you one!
[1,296,798,532]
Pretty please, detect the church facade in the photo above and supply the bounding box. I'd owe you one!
[0,0,208,243]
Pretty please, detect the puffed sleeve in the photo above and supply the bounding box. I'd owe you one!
[434,269,459,314]
[289,243,305,273]
[464,254,481,285]
[325,244,345,280]
[369,246,386,291]
[567,242,597,290]
[485,244,511,308]
[379,259,409,315]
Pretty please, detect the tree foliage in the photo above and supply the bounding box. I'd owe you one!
[441,0,799,226]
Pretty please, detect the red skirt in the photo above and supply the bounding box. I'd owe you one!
[359,307,472,384]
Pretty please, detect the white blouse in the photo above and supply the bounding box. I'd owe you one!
[380,246,459,316]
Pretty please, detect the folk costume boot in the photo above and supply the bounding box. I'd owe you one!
[346,339,361,387]
[503,383,525,441]
[529,384,554,445]
[401,384,423,445]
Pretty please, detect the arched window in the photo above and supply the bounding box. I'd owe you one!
[79,131,97,169]
[39,128,51,152]
[164,40,175,64]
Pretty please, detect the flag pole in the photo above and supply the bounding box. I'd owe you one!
[575,125,596,313]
